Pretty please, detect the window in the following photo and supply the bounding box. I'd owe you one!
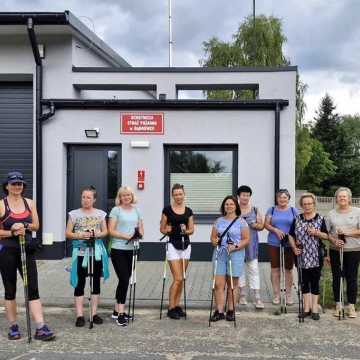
[164,145,238,222]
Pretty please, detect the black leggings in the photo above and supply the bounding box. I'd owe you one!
[74,256,102,297]
[0,247,40,301]
[111,249,133,304]
[330,249,360,304]
[300,267,321,295]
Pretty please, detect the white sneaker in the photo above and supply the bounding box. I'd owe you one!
[255,299,265,309]
[347,304,357,318]
[239,296,247,305]
[272,297,280,305]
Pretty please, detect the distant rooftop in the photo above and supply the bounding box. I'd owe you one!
[0,11,130,68]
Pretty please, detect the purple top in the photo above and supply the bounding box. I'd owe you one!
[266,206,298,247]
[241,207,259,261]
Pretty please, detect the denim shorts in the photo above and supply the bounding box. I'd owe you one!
[212,247,245,277]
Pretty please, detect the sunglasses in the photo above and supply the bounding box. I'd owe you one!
[10,182,24,186]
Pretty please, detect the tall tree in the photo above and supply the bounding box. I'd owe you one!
[200,14,336,195]
[200,15,289,100]
[312,94,342,159]
[297,138,336,194]
[336,114,360,195]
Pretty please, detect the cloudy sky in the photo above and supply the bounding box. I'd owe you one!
[2,0,360,120]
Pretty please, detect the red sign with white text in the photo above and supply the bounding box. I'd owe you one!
[121,113,164,135]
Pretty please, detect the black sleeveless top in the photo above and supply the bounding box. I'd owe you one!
[0,197,33,249]
[162,206,193,250]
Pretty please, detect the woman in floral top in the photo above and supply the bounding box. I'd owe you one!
[289,193,328,320]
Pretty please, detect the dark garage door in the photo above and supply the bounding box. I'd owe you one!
[0,82,33,197]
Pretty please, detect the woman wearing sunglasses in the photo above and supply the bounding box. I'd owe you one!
[0,171,55,341]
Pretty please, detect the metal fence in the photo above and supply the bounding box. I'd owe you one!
[295,194,360,214]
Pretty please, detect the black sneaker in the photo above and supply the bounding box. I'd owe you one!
[8,324,21,340]
[311,312,320,321]
[174,306,186,317]
[226,310,235,321]
[75,316,85,327]
[112,311,133,321]
[299,311,311,319]
[116,313,128,327]
[124,313,134,321]
[111,310,118,319]
[93,314,103,325]
[210,310,225,322]
[167,308,181,320]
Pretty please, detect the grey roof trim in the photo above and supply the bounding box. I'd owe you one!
[72,65,298,73]
[42,98,289,110]
[0,11,130,68]
[66,12,130,68]
[74,84,157,91]
[176,83,259,91]
[0,12,68,25]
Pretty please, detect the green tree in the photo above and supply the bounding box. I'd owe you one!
[200,15,289,100]
[336,114,360,195]
[200,14,337,195]
[310,94,359,195]
[312,94,343,159]
[297,138,336,194]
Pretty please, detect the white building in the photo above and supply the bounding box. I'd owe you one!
[0,11,297,260]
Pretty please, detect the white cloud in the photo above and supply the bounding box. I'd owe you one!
[1,0,359,117]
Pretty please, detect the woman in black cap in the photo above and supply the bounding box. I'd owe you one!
[0,171,55,341]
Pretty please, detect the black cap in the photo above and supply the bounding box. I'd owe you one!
[4,171,26,185]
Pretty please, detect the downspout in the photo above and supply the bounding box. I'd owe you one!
[274,102,280,203]
[27,18,56,245]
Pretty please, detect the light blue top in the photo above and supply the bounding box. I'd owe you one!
[215,217,248,249]
[266,206,298,247]
[109,206,142,250]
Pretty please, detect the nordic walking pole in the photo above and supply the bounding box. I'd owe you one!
[159,235,169,320]
[281,242,287,314]
[279,244,285,313]
[296,252,304,323]
[228,249,237,328]
[209,245,220,327]
[128,246,136,319]
[339,246,345,320]
[322,270,326,314]
[338,233,346,320]
[181,226,187,320]
[19,234,31,343]
[131,240,139,323]
[88,232,95,329]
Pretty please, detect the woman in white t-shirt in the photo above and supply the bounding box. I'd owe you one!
[327,187,360,318]
[65,186,109,327]
[108,186,144,327]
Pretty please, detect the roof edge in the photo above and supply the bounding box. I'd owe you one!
[72,65,298,73]
[42,98,289,111]
[0,11,130,68]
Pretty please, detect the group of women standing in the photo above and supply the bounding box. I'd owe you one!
[1,170,360,341]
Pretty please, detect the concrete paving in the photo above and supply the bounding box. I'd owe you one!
[1,307,360,360]
[0,259,290,309]
[2,260,360,360]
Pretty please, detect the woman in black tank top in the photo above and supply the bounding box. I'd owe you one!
[0,171,55,341]
[160,184,194,319]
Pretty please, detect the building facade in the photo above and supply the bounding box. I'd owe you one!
[0,11,297,260]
